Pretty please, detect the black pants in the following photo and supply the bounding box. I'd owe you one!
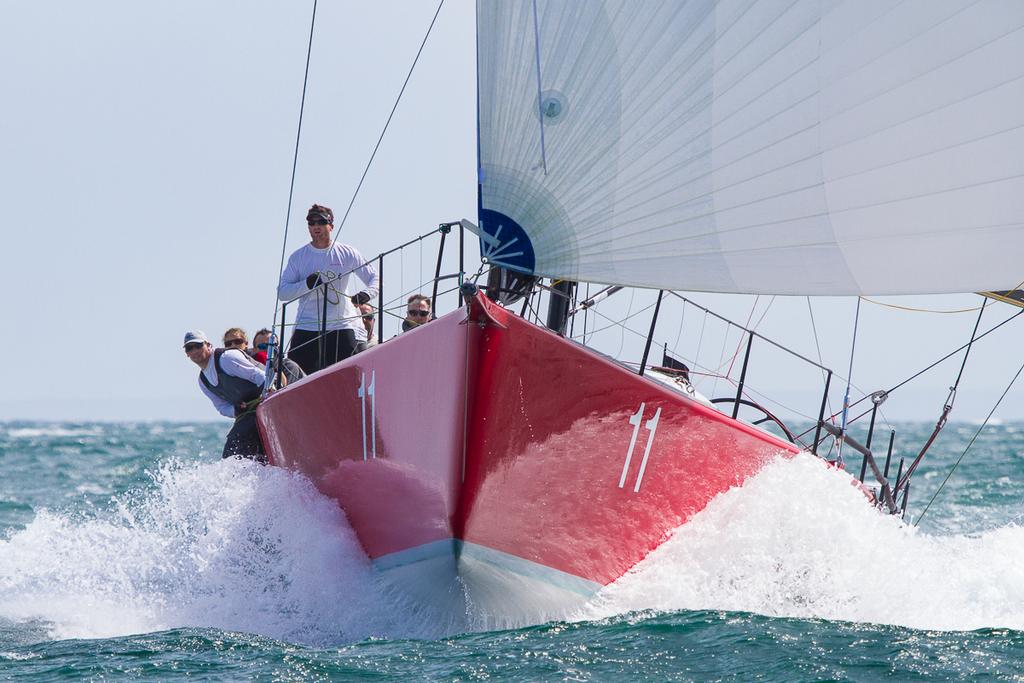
[287,328,359,375]
[223,412,266,463]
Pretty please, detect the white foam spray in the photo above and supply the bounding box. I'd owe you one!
[0,459,434,644]
[4,450,1021,643]
[580,452,1024,631]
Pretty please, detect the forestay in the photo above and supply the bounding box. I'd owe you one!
[476,0,1024,295]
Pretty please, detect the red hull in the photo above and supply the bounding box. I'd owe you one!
[258,293,798,604]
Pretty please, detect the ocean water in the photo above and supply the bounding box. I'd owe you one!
[0,421,1022,681]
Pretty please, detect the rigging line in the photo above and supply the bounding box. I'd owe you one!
[806,296,834,419]
[693,309,709,389]
[725,295,776,377]
[792,305,1024,443]
[836,297,863,467]
[673,297,686,354]
[725,296,760,378]
[330,0,446,247]
[271,0,319,328]
[582,282,591,345]
[613,290,637,357]
[952,299,988,392]
[711,324,732,398]
[915,356,1024,527]
[751,295,776,331]
[850,308,1023,415]
[893,298,989,494]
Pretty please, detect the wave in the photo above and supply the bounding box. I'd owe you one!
[4,426,104,439]
[0,459,423,645]
[580,452,1024,632]
[2,449,1021,645]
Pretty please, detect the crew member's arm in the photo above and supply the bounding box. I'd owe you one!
[198,379,236,418]
[345,246,380,305]
[220,349,267,387]
[277,251,315,301]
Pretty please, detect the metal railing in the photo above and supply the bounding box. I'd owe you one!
[267,231,921,514]
[270,221,471,384]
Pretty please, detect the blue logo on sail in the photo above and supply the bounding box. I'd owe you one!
[478,209,536,275]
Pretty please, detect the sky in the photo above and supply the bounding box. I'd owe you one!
[1,0,1022,424]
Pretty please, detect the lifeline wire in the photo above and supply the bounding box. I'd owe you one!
[915,356,1024,526]
[331,0,446,247]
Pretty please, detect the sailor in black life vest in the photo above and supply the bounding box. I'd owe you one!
[183,330,269,462]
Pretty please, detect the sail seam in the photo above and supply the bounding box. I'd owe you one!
[530,0,548,176]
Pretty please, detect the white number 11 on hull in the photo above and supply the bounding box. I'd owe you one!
[618,402,662,492]
[357,370,377,460]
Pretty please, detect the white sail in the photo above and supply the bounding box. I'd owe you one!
[476,0,1024,295]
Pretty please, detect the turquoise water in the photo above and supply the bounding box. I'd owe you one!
[1,421,1022,681]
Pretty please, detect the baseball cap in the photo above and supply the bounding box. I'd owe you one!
[182,330,210,347]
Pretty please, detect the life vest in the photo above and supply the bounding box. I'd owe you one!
[199,348,263,415]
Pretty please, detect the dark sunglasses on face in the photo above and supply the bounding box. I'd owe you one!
[307,219,329,226]
[407,309,430,318]
[184,342,205,353]
[224,338,246,347]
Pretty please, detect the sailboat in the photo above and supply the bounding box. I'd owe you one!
[257,1,1024,631]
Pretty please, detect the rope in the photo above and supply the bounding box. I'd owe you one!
[893,299,988,495]
[270,0,318,330]
[613,290,637,358]
[835,297,863,467]
[915,357,1024,526]
[331,0,446,247]
[693,310,709,388]
[794,306,1024,442]
[860,280,1023,314]
[951,300,988,391]
[806,296,834,421]
[710,323,732,398]
[725,296,760,379]
[673,297,686,353]
[859,297,983,314]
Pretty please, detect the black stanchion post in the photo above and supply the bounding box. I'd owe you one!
[377,255,384,344]
[638,290,664,377]
[278,303,288,388]
[319,281,328,371]
[812,371,832,455]
[432,225,449,314]
[732,332,754,420]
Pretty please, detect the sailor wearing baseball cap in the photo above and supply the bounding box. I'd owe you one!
[183,329,268,462]
[275,202,379,374]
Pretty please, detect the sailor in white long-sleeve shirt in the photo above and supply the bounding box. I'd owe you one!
[184,330,267,462]
[277,203,379,374]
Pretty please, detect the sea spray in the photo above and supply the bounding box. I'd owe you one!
[581,452,1024,631]
[0,458,430,645]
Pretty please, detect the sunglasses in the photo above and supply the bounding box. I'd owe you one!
[407,310,430,318]
[184,342,205,353]
[224,338,246,348]
[307,219,330,226]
